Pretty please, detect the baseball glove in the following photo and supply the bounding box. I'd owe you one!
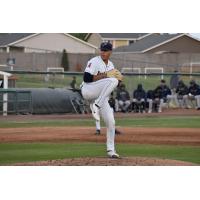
[106,69,123,81]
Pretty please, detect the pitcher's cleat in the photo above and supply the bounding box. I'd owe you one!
[115,129,122,135]
[107,150,120,159]
[95,129,101,135]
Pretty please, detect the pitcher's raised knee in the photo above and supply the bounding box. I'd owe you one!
[108,77,119,87]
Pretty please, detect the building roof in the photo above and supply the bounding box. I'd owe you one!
[85,33,149,41]
[0,33,34,46]
[0,33,98,49]
[114,33,186,53]
[99,33,149,39]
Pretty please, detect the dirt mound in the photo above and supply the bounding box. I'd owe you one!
[13,157,196,166]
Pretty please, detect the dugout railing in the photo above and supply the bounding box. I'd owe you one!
[0,89,32,115]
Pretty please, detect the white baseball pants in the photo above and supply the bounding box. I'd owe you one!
[81,78,118,152]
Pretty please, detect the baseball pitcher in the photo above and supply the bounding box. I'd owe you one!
[81,42,123,158]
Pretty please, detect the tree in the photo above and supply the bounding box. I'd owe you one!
[61,49,69,71]
[70,33,88,41]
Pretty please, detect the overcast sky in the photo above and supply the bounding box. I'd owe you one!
[190,33,200,39]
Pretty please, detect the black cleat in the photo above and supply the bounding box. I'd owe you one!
[107,150,120,159]
[95,129,101,135]
[115,129,122,135]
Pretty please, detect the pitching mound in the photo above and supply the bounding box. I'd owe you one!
[13,157,196,166]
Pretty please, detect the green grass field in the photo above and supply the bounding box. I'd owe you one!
[0,116,200,128]
[0,143,200,165]
[0,116,200,165]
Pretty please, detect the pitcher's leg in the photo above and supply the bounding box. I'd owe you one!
[100,99,116,153]
[82,78,117,102]
[95,120,101,135]
[95,78,118,108]
[82,78,118,120]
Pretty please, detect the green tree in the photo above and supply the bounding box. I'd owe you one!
[61,49,69,71]
[70,33,88,41]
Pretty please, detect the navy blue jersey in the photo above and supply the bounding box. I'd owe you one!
[189,83,200,95]
[154,85,171,99]
[176,84,189,95]
[154,86,163,99]
[147,90,154,99]
[161,85,171,97]
[116,89,130,101]
[133,89,146,100]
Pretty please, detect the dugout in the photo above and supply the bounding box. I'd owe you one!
[0,88,84,115]
[0,75,18,88]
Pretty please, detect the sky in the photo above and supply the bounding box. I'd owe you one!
[190,33,200,39]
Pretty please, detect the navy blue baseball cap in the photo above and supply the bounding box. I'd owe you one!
[100,42,113,51]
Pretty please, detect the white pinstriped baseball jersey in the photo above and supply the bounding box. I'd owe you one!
[85,56,115,76]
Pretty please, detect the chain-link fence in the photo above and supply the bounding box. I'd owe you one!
[1,51,200,73]
[2,71,200,93]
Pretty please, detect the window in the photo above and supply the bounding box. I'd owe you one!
[103,40,113,45]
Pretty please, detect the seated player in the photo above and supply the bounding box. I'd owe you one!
[175,80,189,108]
[132,84,146,113]
[116,84,131,112]
[146,90,154,113]
[153,85,163,113]
[160,79,172,101]
[70,76,77,89]
[186,80,200,110]
[155,79,176,112]
[114,81,123,112]
[108,92,116,112]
